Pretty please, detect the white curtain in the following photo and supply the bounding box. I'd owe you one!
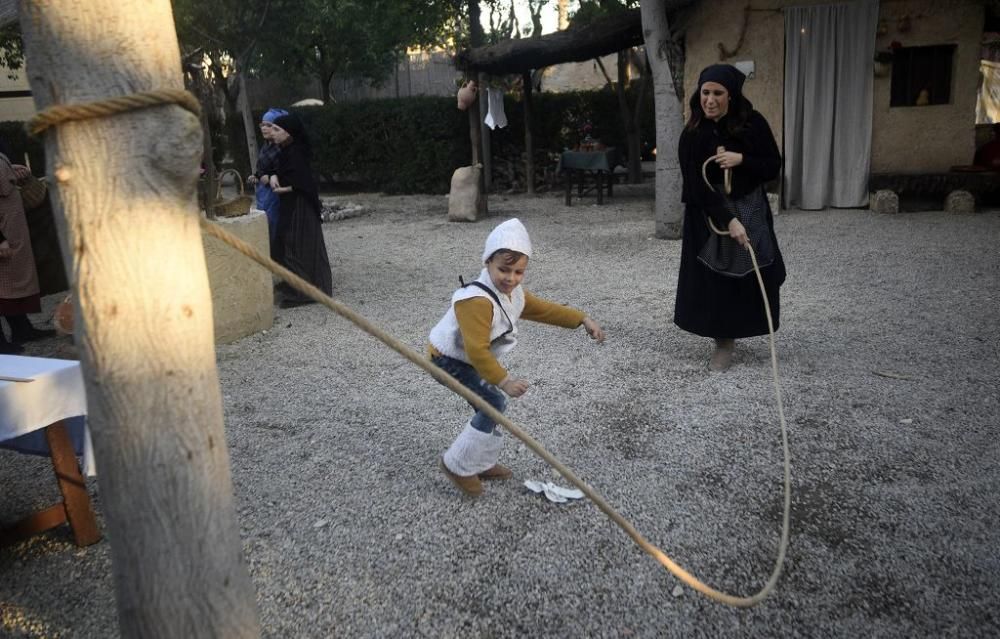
[784,1,878,210]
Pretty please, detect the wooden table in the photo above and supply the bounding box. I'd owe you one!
[558,148,621,205]
[0,356,100,547]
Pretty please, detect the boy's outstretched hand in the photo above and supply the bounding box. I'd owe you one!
[500,378,529,397]
[582,316,605,343]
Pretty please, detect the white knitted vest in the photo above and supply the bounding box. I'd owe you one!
[429,268,525,364]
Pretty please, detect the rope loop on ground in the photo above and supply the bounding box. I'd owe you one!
[26,89,201,136]
[199,215,792,608]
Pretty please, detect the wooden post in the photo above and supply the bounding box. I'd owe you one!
[478,72,492,192]
[238,73,259,174]
[17,1,262,636]
[522,71,535,195]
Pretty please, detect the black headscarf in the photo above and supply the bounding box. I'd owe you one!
[697,64,747,98]
[687,64,754,134]
[272,113,312,159]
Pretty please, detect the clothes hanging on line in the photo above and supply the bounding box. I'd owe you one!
[484,88,507,130]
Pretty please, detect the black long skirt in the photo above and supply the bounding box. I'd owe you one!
[274,194,332,303]
[673,203,785,339]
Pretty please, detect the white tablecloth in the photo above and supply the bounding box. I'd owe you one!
[0,355,95,476]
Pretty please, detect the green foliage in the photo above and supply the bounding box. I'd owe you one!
[3,88,654,194]
[0,25,24,76]
[286,87,654,194]
[293,97,472,194]
[248,0,460,97]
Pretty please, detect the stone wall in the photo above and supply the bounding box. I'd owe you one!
[202,210,273,344]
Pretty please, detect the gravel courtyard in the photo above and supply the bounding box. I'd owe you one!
[2,184,998,638]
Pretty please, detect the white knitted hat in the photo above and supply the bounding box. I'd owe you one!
[482,218,532,263]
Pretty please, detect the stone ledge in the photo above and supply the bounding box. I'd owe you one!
[202,210,274,344]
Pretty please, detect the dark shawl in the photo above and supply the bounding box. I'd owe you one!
[674,110,786,339]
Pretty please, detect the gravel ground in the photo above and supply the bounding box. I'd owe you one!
[2,183,999,638]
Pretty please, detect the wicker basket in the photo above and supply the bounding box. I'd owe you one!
[18,174,48,210]
[214,168,253,217]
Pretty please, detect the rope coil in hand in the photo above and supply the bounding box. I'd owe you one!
[37,86,792,608]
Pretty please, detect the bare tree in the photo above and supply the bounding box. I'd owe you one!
[641,0,684,239]
[14,0,261,635]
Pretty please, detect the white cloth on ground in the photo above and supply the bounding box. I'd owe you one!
[443,421,503,476]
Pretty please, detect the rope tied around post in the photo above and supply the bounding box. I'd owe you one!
[25,89,202,136]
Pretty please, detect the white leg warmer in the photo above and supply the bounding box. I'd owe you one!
[443,422,504,476]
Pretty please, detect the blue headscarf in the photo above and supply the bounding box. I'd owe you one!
[262,108,289,123]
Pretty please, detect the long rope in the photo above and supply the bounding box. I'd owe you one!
[200,216,791,608]
[29,87,791,607]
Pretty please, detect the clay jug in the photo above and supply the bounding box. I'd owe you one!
[457,81,478,111]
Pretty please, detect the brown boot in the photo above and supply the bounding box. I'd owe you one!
[709,338,735,372]
[440,457,483,496]
[478,464,513,481]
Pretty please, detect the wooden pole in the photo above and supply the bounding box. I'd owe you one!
[17,1,261,636]
[522,71,535,195]
[479,72,492,192]
[238,73,259,174]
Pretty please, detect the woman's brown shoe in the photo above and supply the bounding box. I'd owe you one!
[440,457,483,496]
[478,464,512,481]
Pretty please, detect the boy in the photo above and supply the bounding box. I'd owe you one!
[429,218,605,497]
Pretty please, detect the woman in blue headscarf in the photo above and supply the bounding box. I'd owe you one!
[250,107,288,256]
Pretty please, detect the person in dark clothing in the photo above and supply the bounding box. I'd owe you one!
[268,113,333,308]
[674,64,785,371]
[249,107,288,254]
[0,147,56,353]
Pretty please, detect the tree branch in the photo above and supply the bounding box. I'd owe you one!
[0,0,17,28]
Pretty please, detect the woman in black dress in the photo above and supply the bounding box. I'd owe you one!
[269,113,333,308]
[674,64,785,371]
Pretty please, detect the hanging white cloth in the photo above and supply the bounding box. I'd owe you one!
[484,88,508,130]
[783,1,878,210]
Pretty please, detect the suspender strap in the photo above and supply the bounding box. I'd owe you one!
[458,276,514,337]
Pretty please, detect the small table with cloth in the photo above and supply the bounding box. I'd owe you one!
[558,147,622,206]
[0,355,100,547]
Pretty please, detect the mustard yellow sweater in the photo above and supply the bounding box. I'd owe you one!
[429,291,586,385]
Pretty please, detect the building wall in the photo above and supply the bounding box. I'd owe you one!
[683,0,985,173]
[870,0,984,172]
[0,63,35,122]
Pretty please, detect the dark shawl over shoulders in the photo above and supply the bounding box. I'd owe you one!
[273,141,332,299]
[277,143,322,219]
[674,110,785,339]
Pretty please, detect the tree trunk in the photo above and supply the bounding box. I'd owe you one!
[238,72,259,174]
[478,71,492,192]
[617,52,642,185]
[468,0,487,214]
[522,71,535,195]
[17,1,261,636]
[641,0,684,239]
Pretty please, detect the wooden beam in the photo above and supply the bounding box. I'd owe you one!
[457,9,644,75]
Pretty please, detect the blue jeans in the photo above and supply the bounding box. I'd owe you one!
[432,354,507,434]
